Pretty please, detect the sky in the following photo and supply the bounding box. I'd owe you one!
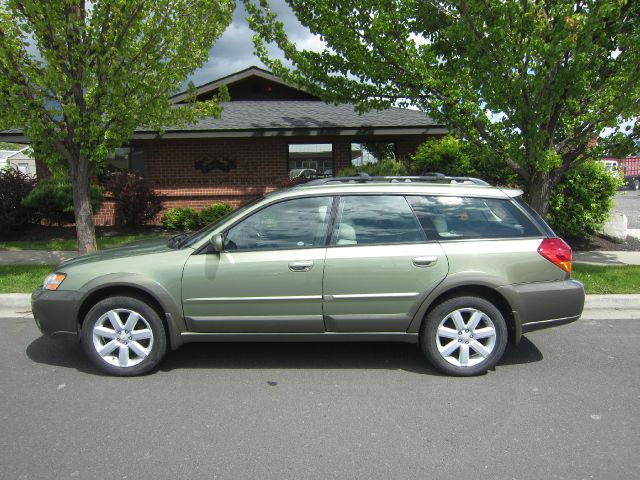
[187,0,323,87]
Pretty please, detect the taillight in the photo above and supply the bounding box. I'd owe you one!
[538,238,572,273]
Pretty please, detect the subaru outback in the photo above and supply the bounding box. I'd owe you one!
[32,174,585,376]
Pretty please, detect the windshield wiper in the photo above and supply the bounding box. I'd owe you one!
[166,231,192,249]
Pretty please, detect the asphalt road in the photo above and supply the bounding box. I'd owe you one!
[614,190,640,229]
[1,316,639,480]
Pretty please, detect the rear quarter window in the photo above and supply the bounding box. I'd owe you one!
[407,196,542,240]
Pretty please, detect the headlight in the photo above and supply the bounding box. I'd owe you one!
[43,273,66,290]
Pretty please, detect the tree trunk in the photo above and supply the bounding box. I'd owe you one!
[526,171,555,217]
[69,155,97,254]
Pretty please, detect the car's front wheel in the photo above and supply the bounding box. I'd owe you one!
[421,295,507,376]
[81,296,167,376]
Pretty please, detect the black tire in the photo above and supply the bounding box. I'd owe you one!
[420,295,508,376]
[81,296,167,376]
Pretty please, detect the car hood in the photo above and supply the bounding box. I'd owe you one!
[56,237,179,269]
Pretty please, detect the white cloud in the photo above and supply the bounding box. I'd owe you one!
[188,0,323,86]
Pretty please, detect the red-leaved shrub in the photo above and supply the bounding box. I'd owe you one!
[0,168,36,234]
[106,172,162,229]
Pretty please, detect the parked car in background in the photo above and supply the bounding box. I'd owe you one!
[601,157,640,190]
[32,174,585,377]
[289,168,320,180]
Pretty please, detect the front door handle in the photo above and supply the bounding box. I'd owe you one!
[412,256,438,267]
[289,260,314,272]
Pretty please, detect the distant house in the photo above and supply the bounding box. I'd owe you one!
[0,67,446,226]
[1,147,35,177]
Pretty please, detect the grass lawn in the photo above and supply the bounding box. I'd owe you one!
[571,264,640,294]
[0,265,55,293]
[0,233,165,251]
[0,263,638,294]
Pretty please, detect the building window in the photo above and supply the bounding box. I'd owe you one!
[104,147,145,175]
[350,142,396,167]
[288,143,333,179]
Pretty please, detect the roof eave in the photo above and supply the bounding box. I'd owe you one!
[0,132,29,143]
[131,125,447,140]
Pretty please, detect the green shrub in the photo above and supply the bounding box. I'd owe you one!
[410,136,518,186]
[162,207,199,231]
[198,203,234,227]
[547,161,624,239]
[106,172,162,229]
[337,158,409,176]
[22,179,103,225]
[0,168,36,234]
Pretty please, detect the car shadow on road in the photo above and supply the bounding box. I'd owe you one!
[26,335,543,376]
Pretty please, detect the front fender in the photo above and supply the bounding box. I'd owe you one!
[77,273,186,349]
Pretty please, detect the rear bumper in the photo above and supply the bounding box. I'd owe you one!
[31,288,82,341]
[498,279,585,341]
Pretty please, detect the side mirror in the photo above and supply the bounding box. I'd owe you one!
[210,234,224,253]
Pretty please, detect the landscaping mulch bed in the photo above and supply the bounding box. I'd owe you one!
[566,234,640,252]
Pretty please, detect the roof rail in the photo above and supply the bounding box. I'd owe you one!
[304,172,490,186]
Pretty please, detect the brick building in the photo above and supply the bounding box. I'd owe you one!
[1,67,446,226]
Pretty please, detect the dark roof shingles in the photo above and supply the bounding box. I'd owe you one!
[142,101,439,132]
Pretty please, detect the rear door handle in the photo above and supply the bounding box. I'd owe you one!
[289,260,314,272]
[412,256,438,267]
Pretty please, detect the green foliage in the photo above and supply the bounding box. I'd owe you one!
[411,136,518,186]
[106,172,162,229]
[22,179,103,226]
[245,0,640,214]
[596,125,640,157]
[162,207,200,231]
[547,161,624,239]
[0,233,164,252]
[0,168,36,233]
[198,203,234,226]
[571,265,640,295]
[338,159,409,177]
[0,0,235,251]
[0,264,55,293]
[411,136,472,176]
[0,142,22,150]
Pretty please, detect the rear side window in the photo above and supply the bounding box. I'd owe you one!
[514,197,556,236]
[407,196,541,240]
[331,195,426,246]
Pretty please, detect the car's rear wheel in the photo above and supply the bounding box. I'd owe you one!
[81,296,167,376]
[421,295,507,376]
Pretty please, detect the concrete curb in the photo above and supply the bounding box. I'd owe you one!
[0,293,33,319]
[1,293,639,320]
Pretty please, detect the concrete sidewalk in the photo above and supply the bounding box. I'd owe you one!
[1,293,639,320]
[1,249,640,266]
[0,250,77,265]
[573,250,640,266]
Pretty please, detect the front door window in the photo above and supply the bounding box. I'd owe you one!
[225,197,333,251]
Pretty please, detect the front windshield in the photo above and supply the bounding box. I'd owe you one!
[180,196,265,248]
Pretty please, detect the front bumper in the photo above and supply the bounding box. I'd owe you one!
[497,279,585,341]
[31,288,83,341]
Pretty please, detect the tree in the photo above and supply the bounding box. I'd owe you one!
[245,0,640,215]
[0,0,234,253]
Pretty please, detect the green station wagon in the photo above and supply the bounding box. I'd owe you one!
[32,175,585,376]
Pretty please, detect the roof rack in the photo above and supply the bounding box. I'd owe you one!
[303,172,491,186]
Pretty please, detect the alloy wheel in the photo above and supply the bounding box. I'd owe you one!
[91,308,154,368]
[435,307,497,367]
